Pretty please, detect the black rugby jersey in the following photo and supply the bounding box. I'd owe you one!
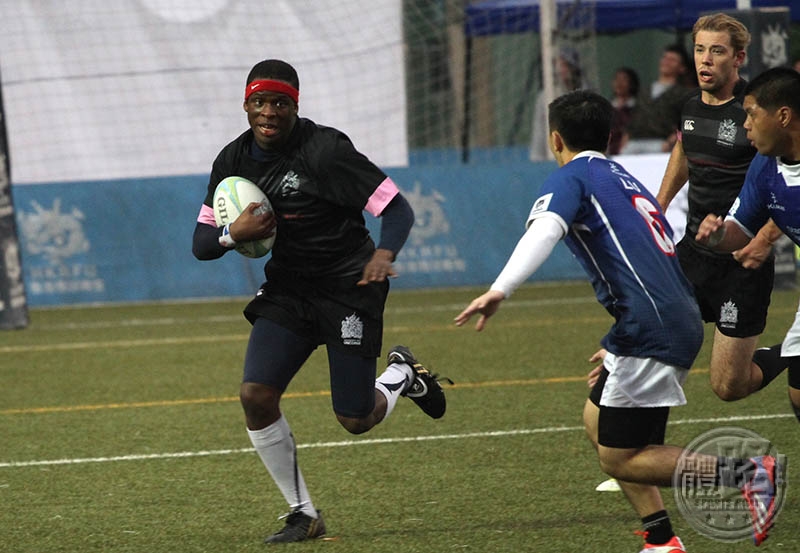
[203,118,394,279]
[678,80,756,252]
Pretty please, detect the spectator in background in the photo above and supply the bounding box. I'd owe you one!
[621,44,696,154]
[793,56,800,72]
[529,48,584,161]
[651,43,696,98]
[608,67,639,155]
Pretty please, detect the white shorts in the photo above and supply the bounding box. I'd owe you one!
[781,298,800,357]
[600,351,688,408]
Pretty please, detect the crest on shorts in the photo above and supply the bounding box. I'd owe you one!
[341,313,364,346]
[717,119,737,145]
[719,300,738,328]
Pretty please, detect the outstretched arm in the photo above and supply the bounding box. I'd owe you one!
[455,216,564,331]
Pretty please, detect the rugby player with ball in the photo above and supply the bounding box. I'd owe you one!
[192,59,449,544]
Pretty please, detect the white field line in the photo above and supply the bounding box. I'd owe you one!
[0,412,792,469]
[0,296,601,354]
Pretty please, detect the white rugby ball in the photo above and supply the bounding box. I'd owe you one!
[213,176,275,258]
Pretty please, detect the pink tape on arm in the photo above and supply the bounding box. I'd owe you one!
[197,204,217,226]
[364,177,399,216]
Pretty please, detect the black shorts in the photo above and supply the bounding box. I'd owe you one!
[243,317,379,418]
[677,238,773,338]
[244,265,389,358]
[589,368,670,448]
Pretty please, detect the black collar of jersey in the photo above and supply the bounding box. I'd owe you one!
[250,139,282,162]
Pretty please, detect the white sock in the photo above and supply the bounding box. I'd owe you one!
[375,362,414,419]
[247,415,317,518]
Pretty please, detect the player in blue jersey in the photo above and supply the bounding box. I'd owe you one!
[192,59,449,544]
[456,90,781,551]
[697,67,800,425]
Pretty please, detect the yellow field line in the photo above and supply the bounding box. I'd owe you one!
[0,393,318,415]
[0,369,708,416]
[0,334,253,353]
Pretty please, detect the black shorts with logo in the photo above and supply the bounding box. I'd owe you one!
[244,264,389,358]
[677,238,773,338]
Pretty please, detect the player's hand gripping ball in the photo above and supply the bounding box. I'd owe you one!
[213,176,275,258]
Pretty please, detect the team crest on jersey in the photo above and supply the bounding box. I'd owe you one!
[278,171,301,197]
[719,300,739,329]
[341,313,364,346]
[717,119,737,145]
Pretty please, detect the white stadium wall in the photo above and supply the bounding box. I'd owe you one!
[0,0,408,186]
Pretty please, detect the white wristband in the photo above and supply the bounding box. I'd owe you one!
[218,223,236,248]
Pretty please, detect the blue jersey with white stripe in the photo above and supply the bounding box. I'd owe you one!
[729,153,800,247]
[529,153,703,369]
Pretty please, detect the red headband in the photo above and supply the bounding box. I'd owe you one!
[245,79,299,103]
